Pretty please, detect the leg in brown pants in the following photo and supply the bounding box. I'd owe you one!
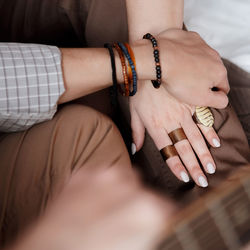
[0,104,132,247]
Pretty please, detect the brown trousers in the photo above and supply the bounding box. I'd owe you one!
[0,105,132,246]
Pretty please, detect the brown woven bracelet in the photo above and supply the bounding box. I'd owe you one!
[113,43,130,96]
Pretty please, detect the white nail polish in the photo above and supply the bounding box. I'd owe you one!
[213,138,221,148]
[131,143,137,155]
[198,176,208,188]
[207,163,215,174]
[180,172,190,183]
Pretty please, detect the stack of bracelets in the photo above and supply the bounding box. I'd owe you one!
[104,33,162,97]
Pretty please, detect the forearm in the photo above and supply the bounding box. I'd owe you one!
[61,0,184,103]
[0,43,154,132]
[59,46,155,104]
[59,48,121,103]
[126,0,184,41]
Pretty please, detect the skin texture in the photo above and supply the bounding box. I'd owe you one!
[59,31,229,108]
[57,26,229,187]
[6,168,175,250]
[130,83,220,186]
[126,0,229,186]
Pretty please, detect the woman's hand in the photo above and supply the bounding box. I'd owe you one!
[133,29,230,109]
[130,80,221,187]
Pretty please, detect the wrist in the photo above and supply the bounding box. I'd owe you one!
[131,40,155,81]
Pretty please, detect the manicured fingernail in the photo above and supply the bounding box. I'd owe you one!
[207,163,215,174]
[212,138,221,148]
[131,143,137,155]
[198,176,208,188]
[180,172,190,183]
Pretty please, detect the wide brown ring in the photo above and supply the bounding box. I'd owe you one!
[168,128,187,144]
[160,145,178,161]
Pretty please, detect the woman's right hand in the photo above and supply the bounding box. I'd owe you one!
[130,80,221,187]
[133,29,230,109]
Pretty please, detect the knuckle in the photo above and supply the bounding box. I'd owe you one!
[169,162,182,173]
[211,49,221,58]
[190,31,200,38]
[190,166,203,176]
[199,152,211,162]
[188,130,201,140]
[220,65,228,77]
[177,141,191,155]
[216,65,228,79]
[151,117,162,129]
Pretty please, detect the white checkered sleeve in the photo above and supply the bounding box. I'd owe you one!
[0,43,65,132]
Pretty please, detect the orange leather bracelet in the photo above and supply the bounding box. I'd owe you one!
[113,43,130,97]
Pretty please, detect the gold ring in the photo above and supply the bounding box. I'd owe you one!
[168,128,187,144]
[193,106,214,127]
[160,145,178,161]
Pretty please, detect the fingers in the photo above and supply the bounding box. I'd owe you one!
[131,109,145,154]
[166,156,190,183]
[147,127,190,183]
[147,123,209,187]
[197,124,221,148]
[181,115,216,175]
[173,136,208,188]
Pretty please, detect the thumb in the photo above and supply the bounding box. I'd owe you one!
[131,109,145,154]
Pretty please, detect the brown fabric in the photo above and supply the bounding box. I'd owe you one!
[160,145,178,161]
[169,128,187,144]
[83,0,128,47]
[0,0,84,47]
[0,104,132,247]
[223,59,250,145]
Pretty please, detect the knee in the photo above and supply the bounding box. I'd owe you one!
[54,104,130,170]
[56,104,121,143]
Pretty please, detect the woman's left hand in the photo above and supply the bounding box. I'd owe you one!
[130,80,221,188]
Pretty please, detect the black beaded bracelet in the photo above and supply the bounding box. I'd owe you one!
[104,43,118,107]
[143,33,162,89]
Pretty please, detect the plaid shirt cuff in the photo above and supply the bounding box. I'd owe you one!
[0,43,65,132]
